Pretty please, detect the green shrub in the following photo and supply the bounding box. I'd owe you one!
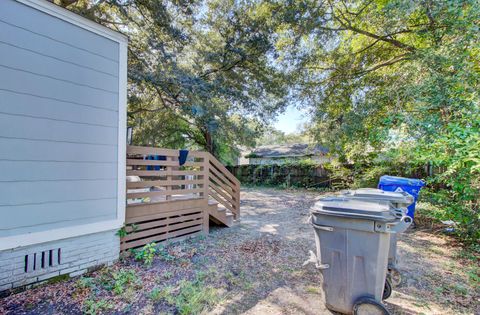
[156,245,176,262]
[238,159,329,189]
[83,299,113,315]
[131,242,157,266]
[111,269,139,295]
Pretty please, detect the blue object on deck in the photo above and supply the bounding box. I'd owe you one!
[179,150,189,166]
[146,155,166,171]
[378,175,425,219]
[146,155,154,171]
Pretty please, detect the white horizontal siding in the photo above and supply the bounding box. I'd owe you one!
[0,113,117,145]
[0,42,118,92]
[0,0,124,239]
[0,138,117,162]
[0,0,119,61]
[0,179,117,206]
[0,200,117,236]
[0,90,118,127]
[0,66,118,111]
[0,20,118,76]
[0,161,117,182]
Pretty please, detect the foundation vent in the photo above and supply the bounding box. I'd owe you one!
[24,249,61,273]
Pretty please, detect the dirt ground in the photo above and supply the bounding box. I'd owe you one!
[1,187,478,315]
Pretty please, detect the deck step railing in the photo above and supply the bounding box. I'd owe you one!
[122,145,240,251]
[207,152,241,219]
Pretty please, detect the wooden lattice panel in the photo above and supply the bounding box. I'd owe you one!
[121,205,205,251]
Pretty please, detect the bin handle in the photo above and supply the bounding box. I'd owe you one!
[316,262,330,269]
[312,224,334,232]
[309,216,334,232]
[389,215,413,233]
[304,250,330,270]
[305,218,332,270]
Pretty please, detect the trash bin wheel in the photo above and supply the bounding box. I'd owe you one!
[383,277,392,300]
[388,267,402,287]
[353,296,390,315]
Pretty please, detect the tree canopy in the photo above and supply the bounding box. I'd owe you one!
[57,0,292,163]
[58,0,479,242]
[278,0,479,242]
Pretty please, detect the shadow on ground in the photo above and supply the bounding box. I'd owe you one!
[1,187,478,315]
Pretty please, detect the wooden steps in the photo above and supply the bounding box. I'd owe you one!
[208,200,234,227]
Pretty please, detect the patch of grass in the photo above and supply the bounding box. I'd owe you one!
[161,286,176,305]
[172,280,219,315]
[149,287,163,302]
[46,274,70,285]
[224,271,241,287]
[451,246,480,288]
[424,272,443,283]
[149,285,176,305]
[242,280,254,291]
[111,269,140,295]
[412,298,431,310]
[83,299,113,315]
[434,285,447,297]
[194,256,209,265]
[122,286,139,303]
[454,247,478,262]
[94,267,141,300]
[467,266,480,288]
[305,286,320,294]
[162,271,174,280]
[428,246,444,255]
[195,270,209,282]
[157,245,176,262]
[434,283,469,298]
[24,302,36,310]
[443,261,457,272]
[122,304,133,313]
[450,283,468,296]
[76,277,96,290]
[281,266,296,273]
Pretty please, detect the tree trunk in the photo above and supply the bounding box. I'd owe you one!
[203,129,214,155]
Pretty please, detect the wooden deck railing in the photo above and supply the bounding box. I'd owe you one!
[122,145,240,251]
[207,152,241,219]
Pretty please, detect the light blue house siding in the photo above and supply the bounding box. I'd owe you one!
[0,0,127,290]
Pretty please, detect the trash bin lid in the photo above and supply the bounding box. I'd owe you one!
[340,188,414,207]
[379,175,425,187]
[312,197,398,222]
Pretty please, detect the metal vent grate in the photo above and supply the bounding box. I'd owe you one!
[24,248,61,273]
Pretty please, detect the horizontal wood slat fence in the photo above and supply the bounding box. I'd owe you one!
[208,153,241,220]
[122,145,240,251]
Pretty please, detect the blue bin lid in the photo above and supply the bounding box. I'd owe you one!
[379,175,425,187]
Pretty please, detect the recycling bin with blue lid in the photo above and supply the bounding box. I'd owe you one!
[378,175,425,219]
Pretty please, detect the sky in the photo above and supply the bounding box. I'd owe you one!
[273,105,310,134]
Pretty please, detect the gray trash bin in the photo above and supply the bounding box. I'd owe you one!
[339,188,414,287]
[310,197,412,314]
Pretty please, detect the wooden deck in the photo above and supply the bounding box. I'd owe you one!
[121,145,240,251]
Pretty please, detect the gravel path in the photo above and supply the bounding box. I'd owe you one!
[1,187,478,315]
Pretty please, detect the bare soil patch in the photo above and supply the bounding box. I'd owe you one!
[1,187,478,315]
